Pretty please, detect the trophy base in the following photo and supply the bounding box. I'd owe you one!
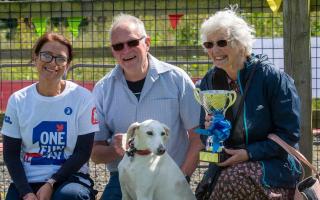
[199,150,230,163]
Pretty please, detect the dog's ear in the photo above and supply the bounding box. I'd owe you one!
[162,123,170,140]
[127,122,140,142]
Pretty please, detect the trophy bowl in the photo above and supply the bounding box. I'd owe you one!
[194,89,237,115]
[194,89,237,163]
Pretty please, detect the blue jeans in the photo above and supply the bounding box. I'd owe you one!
[100,172,122,200]
[6,174,96,200]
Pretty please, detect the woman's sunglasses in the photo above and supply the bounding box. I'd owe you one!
[112,36,145,51]
[203,40,228,49]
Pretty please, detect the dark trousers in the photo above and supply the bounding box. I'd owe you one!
[6,174,96,200]
[100,172,122,200]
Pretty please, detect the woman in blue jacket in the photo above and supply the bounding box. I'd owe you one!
[196,8,301,199]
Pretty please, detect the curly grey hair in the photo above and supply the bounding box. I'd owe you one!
[200,7,255,56]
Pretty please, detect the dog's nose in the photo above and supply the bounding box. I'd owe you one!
[156,145,166,155]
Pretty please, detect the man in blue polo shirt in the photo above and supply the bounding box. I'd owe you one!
[91,13,202,200]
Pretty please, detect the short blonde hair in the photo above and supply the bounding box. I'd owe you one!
[200,8,255,55]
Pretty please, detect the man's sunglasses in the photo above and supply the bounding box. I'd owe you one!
[112,36,145,51]
[203,40,228,49]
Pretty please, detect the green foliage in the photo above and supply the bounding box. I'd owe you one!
[311,12,320,36]
[312,98,320,110]
[244,12,283,37]
[0,1,318,81]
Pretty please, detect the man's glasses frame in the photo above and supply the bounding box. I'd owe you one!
[112,36,146,51]
[39,52,68,66]
[202,39,229,49]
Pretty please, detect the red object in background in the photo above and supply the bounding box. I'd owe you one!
[168,14,184,29]
[0,80,95,112]
[0,80,35,112]
[0,79,200,112]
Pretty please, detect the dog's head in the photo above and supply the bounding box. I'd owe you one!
[126,119,169,156]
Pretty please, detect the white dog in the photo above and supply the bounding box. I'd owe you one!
[118,119,196,200]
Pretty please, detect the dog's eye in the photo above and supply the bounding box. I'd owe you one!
[161,132,166,136]
[146,131,153,136]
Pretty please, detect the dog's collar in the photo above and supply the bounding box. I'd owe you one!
[135,149,151,155]
[126,138,151,157]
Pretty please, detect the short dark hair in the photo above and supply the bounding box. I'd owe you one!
[32,32,73,63]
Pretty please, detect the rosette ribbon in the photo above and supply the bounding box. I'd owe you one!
[195,113,231,153]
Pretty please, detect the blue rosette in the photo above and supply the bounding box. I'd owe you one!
[195,113,231,153]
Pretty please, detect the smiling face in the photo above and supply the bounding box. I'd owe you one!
[206,29,245,73]
[35,41,70,82]
[110,21,151,81]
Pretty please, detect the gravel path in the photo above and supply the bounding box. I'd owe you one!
[0,158,207,199]
[1,140,318,199]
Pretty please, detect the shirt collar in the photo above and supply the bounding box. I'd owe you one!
[109,53,171,81]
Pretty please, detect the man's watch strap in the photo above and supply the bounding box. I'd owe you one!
[46,178,56,188]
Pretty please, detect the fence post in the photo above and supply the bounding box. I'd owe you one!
[283,0,312,175]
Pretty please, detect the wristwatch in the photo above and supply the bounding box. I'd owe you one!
[46,178,56,188]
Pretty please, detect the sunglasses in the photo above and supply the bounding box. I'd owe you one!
[203,40,229,49]
[39,52,68,66]
[112,36,145,51]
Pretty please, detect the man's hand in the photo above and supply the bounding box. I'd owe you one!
[23,193,38,200]
[112,133,126,157]
[91,137,126,164]
[36,183,53,200]
[217,148,249,167]
[180,128,203,177]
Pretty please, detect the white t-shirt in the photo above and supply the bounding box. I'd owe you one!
[1,81,99,183]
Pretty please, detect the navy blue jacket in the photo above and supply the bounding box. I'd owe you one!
[199,54,301,188]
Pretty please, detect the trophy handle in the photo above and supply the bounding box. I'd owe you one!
[193,88,212,114]
[224,91,237,112]
[193,88,202,105]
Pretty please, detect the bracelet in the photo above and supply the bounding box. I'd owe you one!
[46,178,56,189]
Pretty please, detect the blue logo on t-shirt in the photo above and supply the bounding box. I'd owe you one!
[28,121,67,165]
[4,115,12,124]
[64,107,72,115]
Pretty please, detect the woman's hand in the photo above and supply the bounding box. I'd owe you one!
[36,183,53,200]
[23,193,38,200]
[217,148,249,167]
[204,114,213,129]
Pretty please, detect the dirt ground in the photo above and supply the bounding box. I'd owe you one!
[0,140,319,199]
[0,158,207,199]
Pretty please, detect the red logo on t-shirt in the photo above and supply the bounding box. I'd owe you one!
[56,124,64,132]
[91,107,99,125]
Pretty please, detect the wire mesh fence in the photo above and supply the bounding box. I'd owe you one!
[311,1,320,178]
[0,0,319,198]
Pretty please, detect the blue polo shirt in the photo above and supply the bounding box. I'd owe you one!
[93,54,201,172]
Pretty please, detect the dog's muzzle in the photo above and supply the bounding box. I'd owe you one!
[156,145,166,155]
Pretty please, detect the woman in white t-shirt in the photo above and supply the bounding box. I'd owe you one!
[1,32,99,200]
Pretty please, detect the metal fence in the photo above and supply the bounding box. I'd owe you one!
[0,0,319,198]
